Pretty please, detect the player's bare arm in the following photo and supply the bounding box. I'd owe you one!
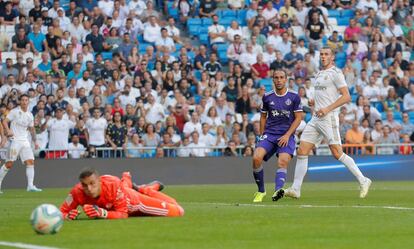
[316,86,351,118]
[259,112,267,135]
[2,118,13,137]
[278,111,303,147]
[29,126,39,150]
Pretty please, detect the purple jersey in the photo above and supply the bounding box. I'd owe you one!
[261,90,302,136]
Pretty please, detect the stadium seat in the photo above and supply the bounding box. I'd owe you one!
[139,43,152,53]
[371,101,384,113]
[216,43,229,52]
[335,52,346,60]
[220,9,237,18]
[187,18,202,26]
[219,18,233,28]
[137,34,144,42]
[328,9,340,18]
[337,17,350,26]
[394,111,402,121]
[199,33,209,45]
[202,18,213,26]
[305,113,312,122]
[341,9,355,18]
[351,94,358,103]
[101,52,113,60]
[237,9,247,20]
[218,51,228,64]
[259,78,273,91]
[328,18,338,26]
[189,25,200,36]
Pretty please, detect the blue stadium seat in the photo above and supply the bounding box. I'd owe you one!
[175,43,183,51]
[216,43,229,52]
[335,52,346,60]
[189,25,200,36]
[237,9,247,20]
[202,18,213,26]
[220,9,237,18]
[259,78,273,91]
[328,9,340,18]
[219,18,233,28]
[218,51,228,64]
[168,8,179,19]
[371,101,384,113]
[137,34,144,42]
[337,17,350,26]
[381,112,387,120]
[335,59,346,68]
[194,70,202,81]
[199,33,209,45]
[305,113,312,122]
[394,111,402,121]
[187,18,202,26]
[341,9,355,18]
[139,43,152,53]
[101,52,113,60]
[351,94,358,103]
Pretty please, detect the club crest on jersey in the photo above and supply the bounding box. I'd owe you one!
[285,99,292,106]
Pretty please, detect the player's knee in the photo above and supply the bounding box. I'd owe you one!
[297,147,308,156]
[5,162,13,169]
[252,154,263,168]
[330,147,343,160]
[278,158,289,168]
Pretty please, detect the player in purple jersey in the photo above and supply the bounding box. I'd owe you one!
[251,69,303,203]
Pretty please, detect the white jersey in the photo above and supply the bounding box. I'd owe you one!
[86,117,108,146]
[46,118,76,150]
[313,66,347,114]
[7,107,34,142]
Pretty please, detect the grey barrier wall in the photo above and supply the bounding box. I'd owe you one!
[2,155,414,189]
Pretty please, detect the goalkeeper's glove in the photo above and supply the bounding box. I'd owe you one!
[64,209,80,220]
[83,204,108,219]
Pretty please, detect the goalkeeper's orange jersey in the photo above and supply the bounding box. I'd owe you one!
[60,175,129,219]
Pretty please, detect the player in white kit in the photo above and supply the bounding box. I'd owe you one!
[0,94,42,193]
[284,47,372,199]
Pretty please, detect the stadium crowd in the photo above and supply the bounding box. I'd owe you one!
[0,0,413,158]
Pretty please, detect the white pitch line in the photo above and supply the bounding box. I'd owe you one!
[0,241,63,249]
[183,202,414,211]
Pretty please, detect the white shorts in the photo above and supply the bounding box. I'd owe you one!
[7,139,35,163]
[300,114,342,146]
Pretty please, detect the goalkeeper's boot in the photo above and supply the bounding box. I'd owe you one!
[272,189,285,202]
[133,181,165,192]
[359,177,372,198]
[27,185,42,192]
[284,187,300,199]
[253,192,266,203]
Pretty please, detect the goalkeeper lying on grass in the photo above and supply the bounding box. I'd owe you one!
[60,168,184,219]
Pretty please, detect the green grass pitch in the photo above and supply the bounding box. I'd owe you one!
[1,182,414,249]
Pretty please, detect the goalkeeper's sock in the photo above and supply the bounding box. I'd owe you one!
[253,166,265,193]
[26,166,35,188]
[338,153,365,184]
[291,155,308,191]
[275,168,287,191]
[0,165,9,188]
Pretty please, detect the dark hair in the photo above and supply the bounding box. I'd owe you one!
[79,168,99,180]
[19,94,29,100]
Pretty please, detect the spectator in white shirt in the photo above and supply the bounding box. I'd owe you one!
[67,16,86,42]
[239,43,257,73]
[227,34,245,62]
[76,71,95,95]
[98,0,114,17]
[262,44,276,65]
[262,1,278,23]
[143,16,161,43]
[384,18,404,41]
[356,0,378,14]
[144,94,165,124]
[155,28,175,52]
[183,112,203,137]
[208,15,227,45]
[68,134,86,159]
[199,123,216,148]
[363,76,380,102]
[403,84,414,112]
[64,87,82,113]
[165,17,181,44]
[228,0,245,9]
[188,131,208,157]
[128,0,147,16]
[226,21,243,42]
[42,108,76,151]
[86,108,108,148]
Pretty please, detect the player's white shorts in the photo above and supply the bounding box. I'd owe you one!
[300,113,342,146]
[7,139,35,163]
